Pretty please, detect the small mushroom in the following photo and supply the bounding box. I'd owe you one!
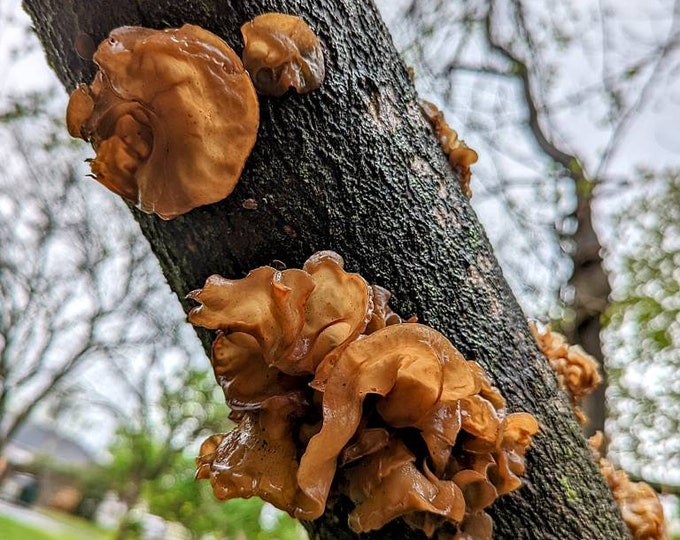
[590,433,666,540]
[489,413,539,495]
[420,99,478,198]
[66,24,259,219]
[241,13,325,96]
[530,322,601,423]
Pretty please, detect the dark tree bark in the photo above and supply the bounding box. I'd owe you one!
[24,0,629,538]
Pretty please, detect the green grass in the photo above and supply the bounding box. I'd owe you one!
[0,513,113,540]
[38,509,113,539]
[0,515,56,540]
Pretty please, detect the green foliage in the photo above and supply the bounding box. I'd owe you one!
[100,368,228,504]
[99,368,304,538]
[605,168,680,475]
[144,455,304,539]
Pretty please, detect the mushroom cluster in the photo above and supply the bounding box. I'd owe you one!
[530,322,601,424]
[67,24,260,219]
[241,13,325,96]
[189,251,538,537]
[420,100,478,198]
[589,433,666,540]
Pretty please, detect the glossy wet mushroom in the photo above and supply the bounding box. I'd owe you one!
[298,323,479,515]
[344,439,466,533]
[189,252,539,537]
[196,392,319,519]
[590,433,666,540]
[188,251,372,376]
[66,24,259,219]
[241,13,325,96]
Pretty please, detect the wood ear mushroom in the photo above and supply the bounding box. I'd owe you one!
[66,24,259,219]
[241,13,325,96]
[189,251,539,538]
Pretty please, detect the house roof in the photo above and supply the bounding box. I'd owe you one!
[6,423,94,467]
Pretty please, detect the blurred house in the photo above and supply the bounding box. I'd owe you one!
[1,422,95,512]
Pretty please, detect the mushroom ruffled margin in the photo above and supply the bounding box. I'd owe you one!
[589,433,666,540]
[533,323,666,539]
[189,251,538,537]
[420,99,478,199]
[66,25,259,220]
[529,322,601,424]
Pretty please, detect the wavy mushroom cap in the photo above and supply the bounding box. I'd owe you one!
[452,470,498,512]
[187,266,314,373]
[340,427,391,467]
[490,413,540,495]
[530,322,601,423]
[467,361,506,410]
[188,251,372,375]
[345,439,466,533]
[195,392,318,518]
[241,13,325,96]
[210,331,301,411]
[590,433,666,540]
[66,24,259,219]
[299,251,373,372]
[299,323,478,514]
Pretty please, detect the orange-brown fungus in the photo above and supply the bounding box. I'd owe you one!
[530,322,601,424]
[188,251,371,376]
[589,433,666,540]
[420,99,478,198]
[191,251,538,537]
[241,13,325,96]
[66,25,259,219]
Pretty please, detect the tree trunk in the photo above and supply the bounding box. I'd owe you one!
[23,0,629,538]
[563,189,610,438]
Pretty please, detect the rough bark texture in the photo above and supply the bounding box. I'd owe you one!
[24,0,629,538]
